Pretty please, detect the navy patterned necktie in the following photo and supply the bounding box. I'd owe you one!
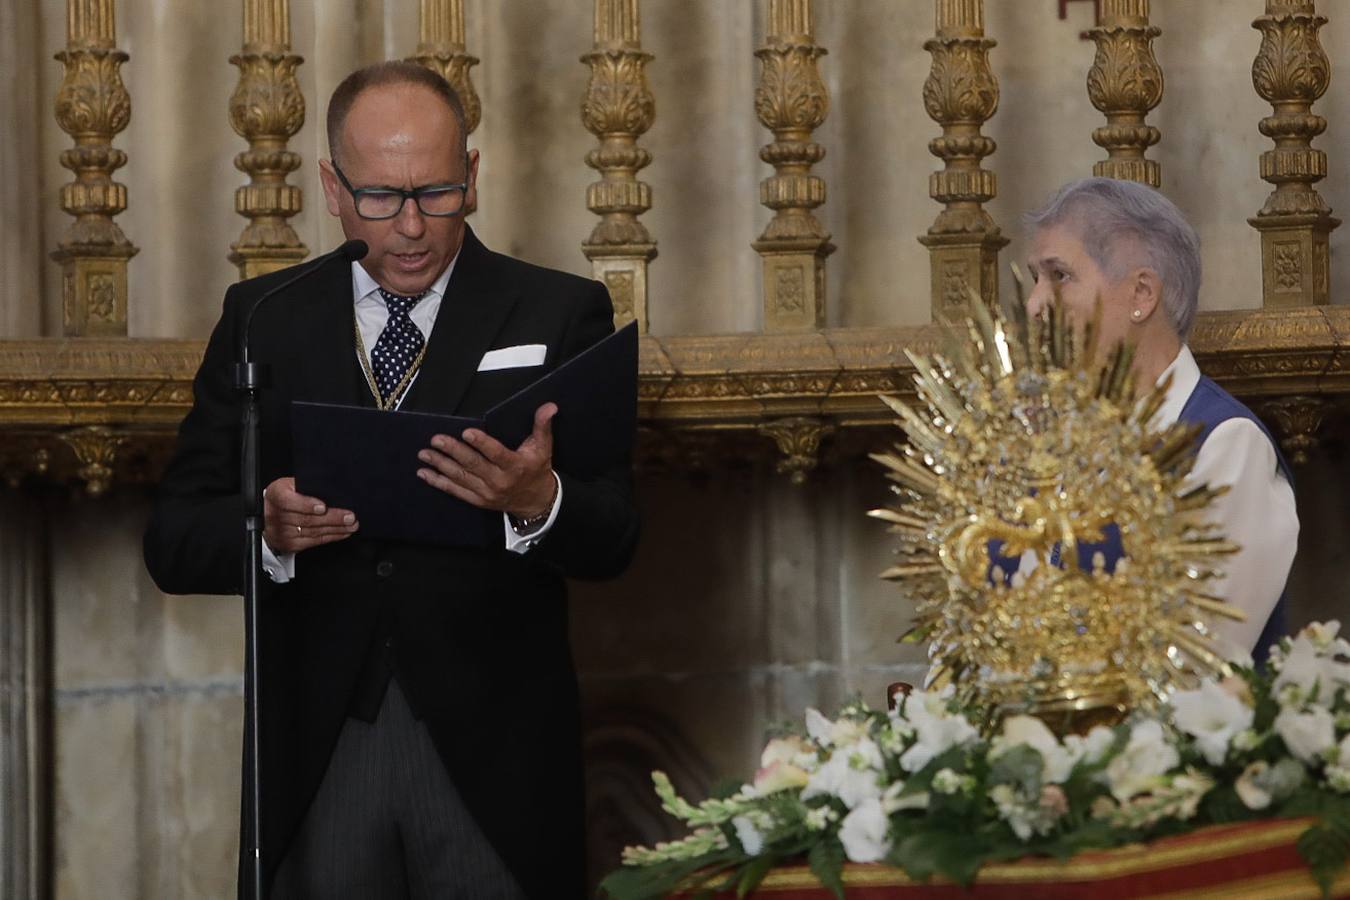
[370,288,428,407]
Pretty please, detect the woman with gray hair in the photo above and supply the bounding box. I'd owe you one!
[1016,176,1298,664]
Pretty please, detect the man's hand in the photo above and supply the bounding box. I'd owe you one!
[262,477,359,553]
[417,403,558,517]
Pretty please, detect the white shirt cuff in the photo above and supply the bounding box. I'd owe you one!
[262,539,296,583]
[503,472,562,554]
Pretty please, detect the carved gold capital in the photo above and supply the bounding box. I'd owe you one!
[754,0,833,333]
[920,0,1006,318]
[1249,1,1338,307]
[228,1,307,280]
[409,0,481,135]
[582,0,656,333]
[758,417,835,485]
[51,0,138,337]
[1256,394,1327,466]
[1086,0,1163,187]
[59,425,125,497]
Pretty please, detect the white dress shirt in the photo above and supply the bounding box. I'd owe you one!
[1148,345,1298,654]
[262,256,562,582]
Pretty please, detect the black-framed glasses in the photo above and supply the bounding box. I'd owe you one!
[331,159,470,220]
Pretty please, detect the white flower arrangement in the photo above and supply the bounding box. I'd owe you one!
[602,621,1350,900]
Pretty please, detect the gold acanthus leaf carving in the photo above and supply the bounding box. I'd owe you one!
[581,50,655,137]
[754,44,828,133]
[1252,15,1330,104]
[921,39,998,126]
[228,53,305,140]
[411,52,482,135]
[1086,28,1164,114]
[53,48,132,139]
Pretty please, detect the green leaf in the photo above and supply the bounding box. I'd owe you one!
[1296,824,1348,897]
[808,837,847,900]
[891,829,957,882]
[1200,785,1251,824]
[936,835,988,885]
[736,856,774,898]
[988,745,1043,793]
[708,777,745,801]
[597,852,742,900]
[1324,795,1350,843]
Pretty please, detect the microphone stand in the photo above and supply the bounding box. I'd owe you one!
[231,239,366,900]
[233,356,268,900]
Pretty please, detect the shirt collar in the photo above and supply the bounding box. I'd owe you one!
[1150,343,1200,428]
[351,246,460,305]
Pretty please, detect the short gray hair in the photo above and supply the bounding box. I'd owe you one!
[1023,177,1201,340]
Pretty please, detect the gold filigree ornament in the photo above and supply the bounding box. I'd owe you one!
[869,292,1245,733]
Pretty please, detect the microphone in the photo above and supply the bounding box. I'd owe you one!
[239,239,368,366]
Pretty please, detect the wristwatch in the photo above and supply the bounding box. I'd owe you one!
[509,507,551,534]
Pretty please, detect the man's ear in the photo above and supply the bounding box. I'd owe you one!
[318,159,342,218]
[464,148,481,216]
[1131,267,1163,322]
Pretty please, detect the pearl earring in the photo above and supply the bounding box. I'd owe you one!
[1131,309,1142,320]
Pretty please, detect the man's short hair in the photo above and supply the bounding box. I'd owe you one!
[1023,177,1202,340]
[326,61,468,165]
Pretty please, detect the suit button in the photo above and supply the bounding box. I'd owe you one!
[376,560,394,578]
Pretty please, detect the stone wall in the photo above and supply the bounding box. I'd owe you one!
[2,1,1348,896]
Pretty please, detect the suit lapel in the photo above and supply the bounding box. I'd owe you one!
[288,260,372,408]
[401,227,519,415]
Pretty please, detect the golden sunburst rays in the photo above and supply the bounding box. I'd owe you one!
[869,289,1244,731]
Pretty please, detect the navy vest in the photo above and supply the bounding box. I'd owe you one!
[988,373,1293,665]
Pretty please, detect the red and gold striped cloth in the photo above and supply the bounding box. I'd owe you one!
[674,818,1350,899]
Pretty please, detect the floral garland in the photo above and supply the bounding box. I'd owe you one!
[601,622,1350,899]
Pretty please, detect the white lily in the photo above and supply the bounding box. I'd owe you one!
[1170,679,1254,767]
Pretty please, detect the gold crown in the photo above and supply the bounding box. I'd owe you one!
[870,298,1242,732]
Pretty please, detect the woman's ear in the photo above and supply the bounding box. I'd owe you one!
[1130,267,1162,323]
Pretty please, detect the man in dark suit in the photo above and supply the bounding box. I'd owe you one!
[144,61,638,899]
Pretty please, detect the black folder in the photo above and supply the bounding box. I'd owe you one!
[292,321,638,547]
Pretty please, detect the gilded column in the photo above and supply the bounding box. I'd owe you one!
[228,0,307,279]
[1086,0,1163,186]
[918,0,1008,318]
[50,0,138,337]
[409,0,482,135]
[581,0,657,332]
[753,0,834,333]
[1250,0,1338,307]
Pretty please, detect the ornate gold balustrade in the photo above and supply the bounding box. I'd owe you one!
[3,0,1349,495]
[2,304,1347,493]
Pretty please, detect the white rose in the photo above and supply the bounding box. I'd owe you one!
[732,816,764,855]
[1170,679,1254,767]
[1104,720,1179,802]
[752,736,814,795]
[1274,705,1336,764]
[753,760,810,795]
[760,736,811,769]
[992,715,1075,783]
[839,798,891,863]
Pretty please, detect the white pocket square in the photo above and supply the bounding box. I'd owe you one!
[477,344,546,372]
